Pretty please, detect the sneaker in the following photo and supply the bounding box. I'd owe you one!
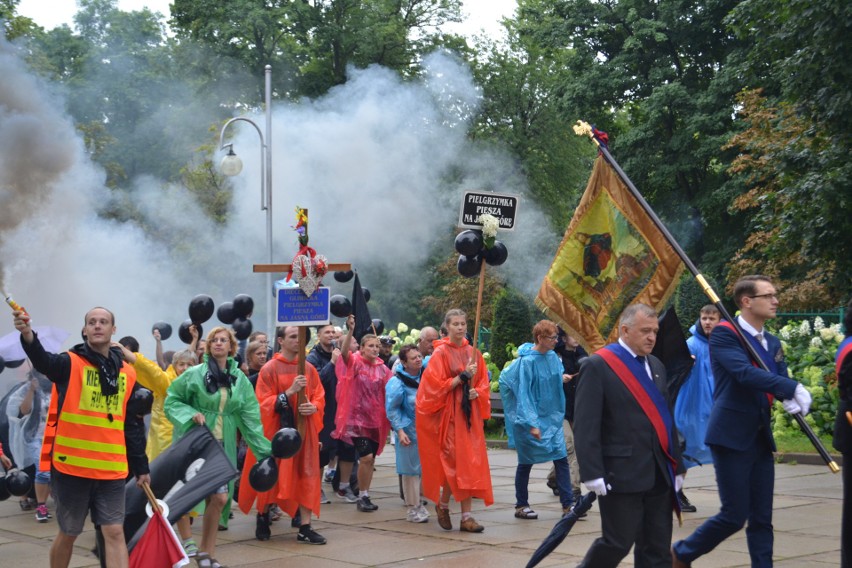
[320,489,331,504]
[297,525,327,545]
[678,490,697,513]
[291,512,302,528]
[35,504,51,523]
[336,486,358,503]
[269,504,283,521]
[416,504,430,519]
[435,504,452,530]
[356,495,378,512]
[459,516,484,533]
[407,507,429,523]
[324,469,335,483]
[182,538,198,557]
[255,512,271,541]
[514,506,538,519]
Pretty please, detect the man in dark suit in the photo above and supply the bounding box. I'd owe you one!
[672,275,812,567]
[574,303,685,568]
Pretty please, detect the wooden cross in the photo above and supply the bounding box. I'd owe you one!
[253,260,351,438]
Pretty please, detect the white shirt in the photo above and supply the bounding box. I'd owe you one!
[618,338,652,381]
[737,315,768,350]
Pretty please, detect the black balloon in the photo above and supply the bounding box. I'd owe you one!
[457,253,483,278]
[484,240,509,267]
[5,359,24,369]
[4,469,30,497]
[454,230,484,257]
[330,295,352,318]
[188,294,215,324]
[127,387,154,416]
[271,428,302,459]
[178,320,202,345]
[232,317,252,340]
[362,288,371,303]
[371,319,384,335]
[0,477,9,501]
[217,302,236,325]
[232,294,254,318]
[151,321,173,341]
[333,270,354,283]
[249,456,278,492]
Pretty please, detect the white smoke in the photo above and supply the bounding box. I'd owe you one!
[0,38,558,377]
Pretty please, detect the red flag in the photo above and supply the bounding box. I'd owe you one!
[129,508,189,568]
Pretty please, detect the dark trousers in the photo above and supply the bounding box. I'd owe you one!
[673,443,775,567]
[578,467,673,568]
[515,457,573,510]
[843,451,851,568]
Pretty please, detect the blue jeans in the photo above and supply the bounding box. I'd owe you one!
[516,457,573,510]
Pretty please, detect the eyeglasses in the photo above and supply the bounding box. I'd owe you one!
[748,293,778,300]
[543,335,558,341]
[210,337,231,344]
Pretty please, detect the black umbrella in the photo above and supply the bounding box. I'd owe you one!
[651,307,694,405]
[526,492,597,568]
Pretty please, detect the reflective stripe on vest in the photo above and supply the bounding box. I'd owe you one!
[47,352,135,479]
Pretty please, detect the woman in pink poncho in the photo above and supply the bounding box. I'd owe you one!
[333,314,392,512]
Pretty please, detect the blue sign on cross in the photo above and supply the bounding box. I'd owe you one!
[276,287,331,326]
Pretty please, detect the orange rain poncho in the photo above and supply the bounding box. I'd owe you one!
[238,353,325,518]
[416,338,494,505]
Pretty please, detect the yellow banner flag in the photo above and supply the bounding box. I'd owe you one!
[536,156,684,351]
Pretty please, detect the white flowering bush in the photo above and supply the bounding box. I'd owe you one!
[771,319,843,440]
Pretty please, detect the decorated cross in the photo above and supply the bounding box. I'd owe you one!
[253,207,351,437]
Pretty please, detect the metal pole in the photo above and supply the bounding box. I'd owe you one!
[264,64,274,340]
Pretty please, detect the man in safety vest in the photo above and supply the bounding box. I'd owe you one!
[13,307,150,568]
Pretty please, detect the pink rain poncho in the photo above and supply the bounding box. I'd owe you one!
[333,351,392,454]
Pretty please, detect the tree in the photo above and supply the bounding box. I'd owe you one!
[509,0,749,277]
[722,89,847,307]
[489,287,534,369]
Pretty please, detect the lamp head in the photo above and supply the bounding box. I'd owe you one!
[220,146,243,176]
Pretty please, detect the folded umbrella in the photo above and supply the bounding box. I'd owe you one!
[526,492,597,568]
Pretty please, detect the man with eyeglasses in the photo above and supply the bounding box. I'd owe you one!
[498,320,574,520]
[673,275,812,568]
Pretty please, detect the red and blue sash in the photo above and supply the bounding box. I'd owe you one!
[716,320,777,404]
[837,336,852,378]
[597,344,679,511]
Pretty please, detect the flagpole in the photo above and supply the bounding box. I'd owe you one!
[472,262,486,350]
[574,120,839,473]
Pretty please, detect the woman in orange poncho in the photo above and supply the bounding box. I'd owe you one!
[416,308,493,533]
[238,326,326,545]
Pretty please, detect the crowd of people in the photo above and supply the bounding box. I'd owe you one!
[3,273,850,568]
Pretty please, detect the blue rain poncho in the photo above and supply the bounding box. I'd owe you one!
[385,368,421,476]
[674,322,715,467]
[499,343,567,464]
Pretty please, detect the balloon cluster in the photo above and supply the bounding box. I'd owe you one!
[0,468,31,501]
[455,229,508,278]
[329,271,371,317]
[153,293,257,345]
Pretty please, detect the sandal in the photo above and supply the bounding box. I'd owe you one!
[514,506,538,519]
[195,552,211,568]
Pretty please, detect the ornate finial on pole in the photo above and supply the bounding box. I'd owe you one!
[572,120,593,137]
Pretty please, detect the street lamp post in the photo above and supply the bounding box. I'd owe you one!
[218,64,274,339]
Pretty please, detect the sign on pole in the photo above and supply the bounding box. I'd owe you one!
[458,191,519,231]
[276,286,331,326]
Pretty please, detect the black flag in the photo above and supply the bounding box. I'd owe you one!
[351,273,374,341]
[651,307,694,405]
[124,426,238,550]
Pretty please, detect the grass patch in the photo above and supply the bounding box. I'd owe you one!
[774,430,835,454]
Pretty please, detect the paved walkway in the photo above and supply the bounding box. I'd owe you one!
[0,445,843,567]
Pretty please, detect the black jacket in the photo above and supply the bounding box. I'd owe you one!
[306,343,338,447]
